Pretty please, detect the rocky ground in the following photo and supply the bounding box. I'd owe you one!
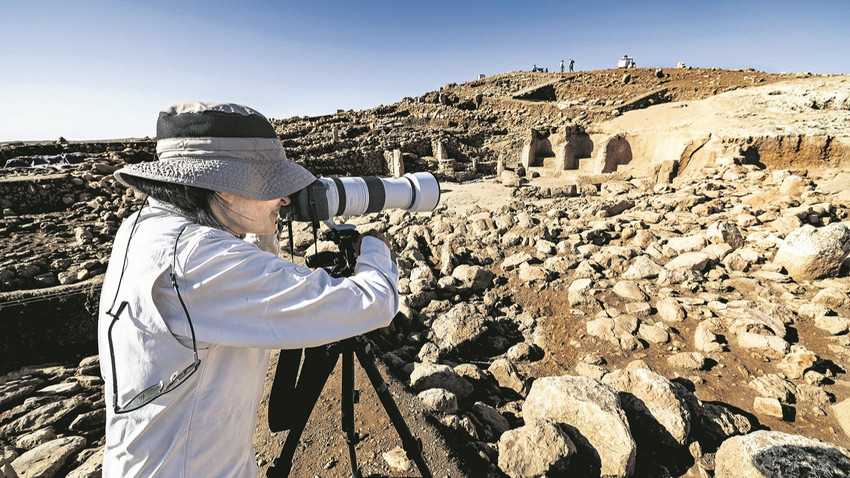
[3,68,850,477]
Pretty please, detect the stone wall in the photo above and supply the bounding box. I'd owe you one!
[0,174,84,214]
[0,278,102,373]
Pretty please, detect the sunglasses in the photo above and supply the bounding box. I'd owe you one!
[106,205,200,414]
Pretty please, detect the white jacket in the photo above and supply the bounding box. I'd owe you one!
[98,199,399,477]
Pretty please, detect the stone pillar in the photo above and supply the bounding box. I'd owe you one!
[392,149,404,178]
[332,125,339,143]
[497,157,505,177]
[520,143,533,170]
[433,140,447,161]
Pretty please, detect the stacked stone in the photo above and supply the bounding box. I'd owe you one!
[0,356,105,478]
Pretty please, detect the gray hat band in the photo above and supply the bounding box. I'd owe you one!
[156,137,287,162]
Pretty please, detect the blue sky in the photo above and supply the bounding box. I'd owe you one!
[1,0,848,141]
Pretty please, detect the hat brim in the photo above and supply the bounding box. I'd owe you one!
[114,156,316,200]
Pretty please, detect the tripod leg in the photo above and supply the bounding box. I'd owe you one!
[268,348,303,432]
[341,345,362,478]
[267,346,340,478]
[353,337,434,478]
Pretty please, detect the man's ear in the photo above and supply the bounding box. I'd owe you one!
[281,196,291,206]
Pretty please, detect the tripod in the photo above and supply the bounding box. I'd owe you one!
[266,226,432,478]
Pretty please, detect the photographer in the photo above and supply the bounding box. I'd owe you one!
[98,102,399,477]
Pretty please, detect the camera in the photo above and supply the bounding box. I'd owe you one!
[288,172,440,224]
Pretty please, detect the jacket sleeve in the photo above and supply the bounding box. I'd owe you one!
[158,232,399,349]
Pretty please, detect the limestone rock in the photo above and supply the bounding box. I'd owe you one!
[753,397,784,419]
[694,323,725,353]
[15,428,56,451]
[813,287,850,309]
[382,447,412,473]
[692,401,753,448]
[777,346,818,380]
[602,368,691,447]
[409,363,473,399]
[430,303,489,354]
[623,255,664,280]
[2,397,84,435]
[65,448,103,478]
[568,278,596,307]
[471,401,511,441]
[11,436,86,478]
[706,221,744,250]
[665,252,711,272]
[657,298,686,322]
[815,315,850,335]
[612,280,647,302]
[451,264,494,291]
[667,352,706,370]
[664,235,707,255]
[715,431,850,478]
[748,374,796,403]
[498,419,576,478]
[417,388,459,413]
[773,223,850,281]
[524,375,636,478]
[488,358,528,395]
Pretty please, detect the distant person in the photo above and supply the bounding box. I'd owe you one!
[545,67,548,73]
[560,59,565,73]
[569,58,575,72]
[533,64,538,72]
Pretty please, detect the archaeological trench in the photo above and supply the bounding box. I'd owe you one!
[3,68,850,477]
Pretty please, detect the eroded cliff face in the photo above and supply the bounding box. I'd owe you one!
[588,76,850,178]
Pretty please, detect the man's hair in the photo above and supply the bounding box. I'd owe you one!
[120,175,227,230]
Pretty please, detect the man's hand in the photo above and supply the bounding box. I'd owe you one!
[355,230,397,262]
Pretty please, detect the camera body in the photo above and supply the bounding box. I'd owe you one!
[288,172,440,223]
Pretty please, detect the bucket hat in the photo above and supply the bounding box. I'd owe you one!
[114,101,316,200]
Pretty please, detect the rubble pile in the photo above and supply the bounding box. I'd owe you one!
[349,164,850,477]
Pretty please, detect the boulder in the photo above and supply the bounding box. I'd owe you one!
[568,278,596,307]
[417,388,459,413]
[706,221,744,250]
[664,235,707,256]
[657,298,686,322]
[430,303,489,354]
[612,281,648,302]
[451,264,495,291]
[409,363,473,399]
[602,368,691,447]
[773,223,850,281]
[715,431,850,478]
[11,436,86,478]
[524,375,636,478]
[753,397,784,419]
[498,419,576,478]
[65,448,103,478]
[665,252,711,272]
[488,358,528,395]
[623,255,664,280]
[471,401,511,441]
[692,401,753,449]
[667,352,706,370]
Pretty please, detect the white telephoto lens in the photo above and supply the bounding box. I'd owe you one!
[315,172,440,219]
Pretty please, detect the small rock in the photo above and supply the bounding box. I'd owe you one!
[753,396,785,419]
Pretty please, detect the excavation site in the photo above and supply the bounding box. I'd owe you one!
[3,67,850,477]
